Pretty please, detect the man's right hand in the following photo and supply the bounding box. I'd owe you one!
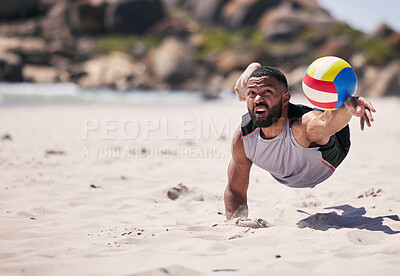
[224,127,253,220]
[234,62,261,101]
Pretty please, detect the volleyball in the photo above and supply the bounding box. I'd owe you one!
[302,56,357,110]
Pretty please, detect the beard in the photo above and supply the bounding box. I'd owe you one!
[248,101,283,128]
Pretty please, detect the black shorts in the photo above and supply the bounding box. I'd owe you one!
[318,125,351,168]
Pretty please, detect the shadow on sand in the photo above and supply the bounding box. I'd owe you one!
[297,204,400,234]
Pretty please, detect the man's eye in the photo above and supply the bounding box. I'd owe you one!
[248,91,255,95]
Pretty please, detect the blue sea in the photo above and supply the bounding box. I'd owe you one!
[0,83,236,106]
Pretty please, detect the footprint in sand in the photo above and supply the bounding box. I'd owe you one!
[357,188,383,198]
[234,218,272,229]
[131,265,203,276]
[166,183,189,200]
[166,183,207,201]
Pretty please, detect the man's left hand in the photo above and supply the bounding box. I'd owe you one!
[344,96,376,131]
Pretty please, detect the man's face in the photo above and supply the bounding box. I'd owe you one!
[246,76,284,128]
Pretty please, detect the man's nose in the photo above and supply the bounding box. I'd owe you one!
[254,94,263,102]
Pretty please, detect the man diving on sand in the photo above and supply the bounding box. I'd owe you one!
[224,62,376,220]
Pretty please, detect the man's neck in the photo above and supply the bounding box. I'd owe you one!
[260,116,287,139]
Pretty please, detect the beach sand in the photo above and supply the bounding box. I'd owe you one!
[1,97,400,275]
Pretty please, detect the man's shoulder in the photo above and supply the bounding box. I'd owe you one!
[241,113,256,137]
[288,102,322,126]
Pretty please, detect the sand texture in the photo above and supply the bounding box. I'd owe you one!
[1,97,400,275]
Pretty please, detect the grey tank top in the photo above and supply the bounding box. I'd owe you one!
[241,104,337,188]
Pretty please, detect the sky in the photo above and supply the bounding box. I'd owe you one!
[317,0,400,33]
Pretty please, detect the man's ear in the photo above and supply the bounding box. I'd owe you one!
[283,91,291,106]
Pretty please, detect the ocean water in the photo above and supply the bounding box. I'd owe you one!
[0,83,230,106]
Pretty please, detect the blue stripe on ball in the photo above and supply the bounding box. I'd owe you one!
[333,67,358,109]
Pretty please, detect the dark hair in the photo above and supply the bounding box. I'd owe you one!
[249,66,288,91]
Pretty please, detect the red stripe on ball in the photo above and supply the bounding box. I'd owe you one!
[305,95,337,109]
[303,73,337,94]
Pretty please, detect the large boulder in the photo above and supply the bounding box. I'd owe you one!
[212,49,263,74]
[0,51,23,82]
[362,61,400,97]
[317,36,354,61]
[104,0,165,34]
[0,0,39,19]
[23,65,59,83]
[0,37,50,65]
[220,0,281,29]
[149,37,194,84]
[160,0,180,9]
[77,52,137,90]
[368,24,400,54]
[187,0,228,22]
[68,0,107,34]
[258,3,336,41]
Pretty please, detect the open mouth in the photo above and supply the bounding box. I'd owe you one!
[254,107,267,116]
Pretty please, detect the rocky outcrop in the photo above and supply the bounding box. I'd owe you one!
[77,52,137,90]
[67,0,165,34]
[362,61,400,97]
[260,6,336,40]
[0,0,39,19]
[368,24,400,54]
[23,65,60,83]
[104,0,165,34]
[149,38,194,85]
[0,51,23,82]
[68,0,107,34]
[187,0,227,22]
[220,0,281,29]
[0,0,399,98]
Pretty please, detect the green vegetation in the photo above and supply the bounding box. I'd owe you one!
[95,35,162,60]
[196,27,266,59]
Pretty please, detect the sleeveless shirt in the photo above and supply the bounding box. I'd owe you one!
[241,103,350,188]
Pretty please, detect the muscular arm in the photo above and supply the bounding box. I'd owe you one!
[224,127,253,220]
[303,96,376,145]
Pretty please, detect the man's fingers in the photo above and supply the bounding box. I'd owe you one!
[364,100,376,113]
[365,108,374,123]
[360,116,365,131]
[364,115,371,127]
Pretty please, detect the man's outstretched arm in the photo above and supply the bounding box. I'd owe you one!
[224,127,253,220]
[303,96,376,145]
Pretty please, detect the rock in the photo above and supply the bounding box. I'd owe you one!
[150,37,194,84]
[361,61,400,97]
[148,16,200,38]
[0,19,40,37]
[368,23,400,54]
[203,73,225,98]
[23,65,59,82]
[159,0,180,9]
[104,0,165,34]
[213,49,262,74]
[0,37,50,65]
[220,0,281,29]
[77,52,136,90]
[187,0,227,22]
[0,51,23,82]
[285,65,308,94]
[68,0,107,34]
[318,36,354,61]
[41,2,74,44]
[349,52,368,71]
[258,3,336,41]
[0,0,39,19]
[0,37,46,53]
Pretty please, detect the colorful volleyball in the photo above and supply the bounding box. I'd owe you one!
[302,56,357,110]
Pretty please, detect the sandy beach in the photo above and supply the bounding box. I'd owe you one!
[1,96,400,275]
